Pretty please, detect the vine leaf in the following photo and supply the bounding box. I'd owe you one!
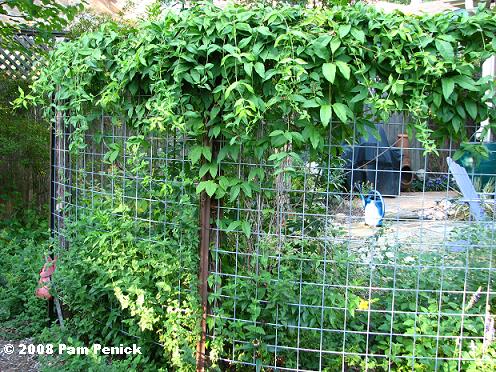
[351,28,365,43]
[248,168,264,181]
[335,61,350,80]
[453,75,477,91]
[330,38,341,54]
[202,147,212,162]
[225,81,240,99]
[441,78,454,101]
[332,102,348,123]
[226,220,240,232]
[218,176,230,190]
[254,62,265,79]
[322,63,336,83]
[320,105,332,127]
[189,145,203,165]
[313,35,332,60]
[197,180,218,197]
[105,143,121,163]
[350,87,368,103]
[435,39,454,60]
[303,125,322,149]
[241,182,252,197]
[464,100,477,120]
[108,150,119,162]
[269,130,288,147]
[244,62,253,77]
[432,92,442,108]
[229,185,241,202]
[339,24,351,38]
[199,163,218,178]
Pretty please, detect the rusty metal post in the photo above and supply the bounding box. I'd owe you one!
[48,115,56,323]
[196,138,212,371]
[197,190,211,371]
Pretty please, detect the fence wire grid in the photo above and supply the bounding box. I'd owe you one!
[52,108,496,371]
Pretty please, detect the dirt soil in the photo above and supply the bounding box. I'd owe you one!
[0,338,40,372]
[334,191,463,246]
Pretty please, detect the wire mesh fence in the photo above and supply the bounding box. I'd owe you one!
[52,107,496,370]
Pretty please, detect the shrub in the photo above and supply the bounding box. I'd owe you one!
[0,75,49,214]
[0,210,49,338]
[51,186,201,370]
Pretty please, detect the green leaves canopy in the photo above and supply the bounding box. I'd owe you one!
[0,0,82,51]
[21,2,496,194]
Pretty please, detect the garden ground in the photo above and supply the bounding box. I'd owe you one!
[0,337,40,372]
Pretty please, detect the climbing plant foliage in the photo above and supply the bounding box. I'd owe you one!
[14,3,496,370]
[19,2,496,199]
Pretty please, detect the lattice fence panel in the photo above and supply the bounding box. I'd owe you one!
[0,30,58,79]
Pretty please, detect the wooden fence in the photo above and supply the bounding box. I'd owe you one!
[0,30,62,216]
[0,29,66,79]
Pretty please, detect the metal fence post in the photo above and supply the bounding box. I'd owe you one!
[196,137,212,371]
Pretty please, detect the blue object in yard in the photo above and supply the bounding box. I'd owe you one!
[360,189,385,227]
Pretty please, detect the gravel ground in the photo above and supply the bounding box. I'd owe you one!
[0,338,40,372]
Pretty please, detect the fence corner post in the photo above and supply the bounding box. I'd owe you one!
[196,138,212,371]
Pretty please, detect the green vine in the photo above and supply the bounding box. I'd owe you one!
[17,3,496,200]
[13,3,496,369]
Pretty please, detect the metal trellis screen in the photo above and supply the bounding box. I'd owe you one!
[52,110,496,371]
